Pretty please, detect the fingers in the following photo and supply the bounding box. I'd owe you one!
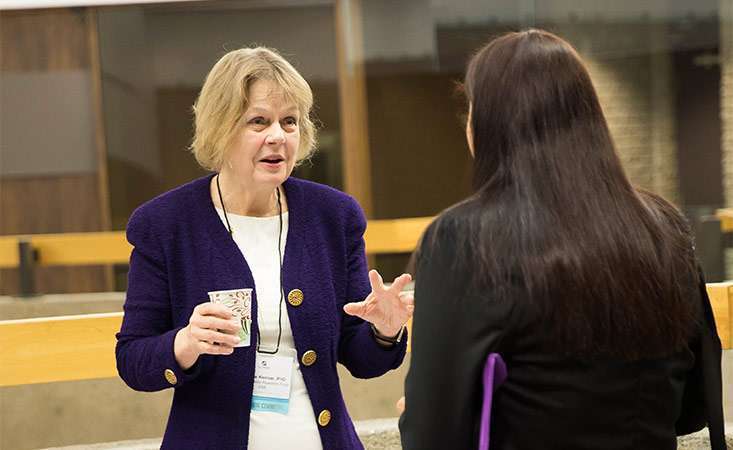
[190,327,240,347]
[191,314,240,334]
[198,341,236,355]
[398,291,415,316]
[368,270,385,293]
[390,273,412,293]
[369,270,413,295]
[343,301,367,318]
[187,301,241,356]
[399,291,414,306]
[195,302,233,320]
[396,396,406,414]
[400,292,415,311]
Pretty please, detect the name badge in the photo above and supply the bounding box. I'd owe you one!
[251,352,294,414]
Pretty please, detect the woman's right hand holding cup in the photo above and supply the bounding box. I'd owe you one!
[174,302,241,370]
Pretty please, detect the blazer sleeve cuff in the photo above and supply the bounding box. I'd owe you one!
[143,327,202,390]
[355,322,408,375]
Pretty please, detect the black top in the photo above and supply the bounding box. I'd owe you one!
[399,201,724,450]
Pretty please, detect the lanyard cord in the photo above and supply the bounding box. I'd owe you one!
[216,174,284,354]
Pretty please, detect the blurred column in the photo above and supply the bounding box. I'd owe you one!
[721,0,733,278]
[335,0,373,218]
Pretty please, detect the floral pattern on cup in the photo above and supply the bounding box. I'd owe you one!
[207,288,253,348]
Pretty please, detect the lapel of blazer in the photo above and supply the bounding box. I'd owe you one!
[280,177,308,338]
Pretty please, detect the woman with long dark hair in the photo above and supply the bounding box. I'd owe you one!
[399,29,724,449]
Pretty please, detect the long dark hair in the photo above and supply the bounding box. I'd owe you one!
[459,29,698,359]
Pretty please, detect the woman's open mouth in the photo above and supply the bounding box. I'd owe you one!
[259,156,285,168]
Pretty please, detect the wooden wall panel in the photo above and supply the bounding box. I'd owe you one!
[0,175,102,235]
[0,175,108,296]
[0,8,89,72]
[156,88,207,193]
[367,74,473,219]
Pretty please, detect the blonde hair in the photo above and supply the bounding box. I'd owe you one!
[191,47,316,171]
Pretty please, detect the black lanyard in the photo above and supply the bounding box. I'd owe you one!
[216,174,284,354]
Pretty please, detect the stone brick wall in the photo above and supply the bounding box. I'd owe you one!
[566,25,680,203]
[720,0,733,278]
[721,1,733,209]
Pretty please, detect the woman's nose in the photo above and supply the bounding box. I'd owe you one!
[265,123,286,144]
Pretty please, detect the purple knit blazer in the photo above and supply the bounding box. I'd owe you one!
[115,174,407,450]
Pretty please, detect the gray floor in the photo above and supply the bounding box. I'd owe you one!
[40,421,733,450]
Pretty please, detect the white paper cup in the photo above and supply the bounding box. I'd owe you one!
[207,288,252,348]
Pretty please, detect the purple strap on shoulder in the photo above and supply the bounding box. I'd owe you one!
[478,353,508,450]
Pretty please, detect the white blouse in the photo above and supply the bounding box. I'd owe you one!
[215,208,323,450]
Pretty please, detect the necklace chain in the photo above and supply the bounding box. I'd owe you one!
[216,174,284,355]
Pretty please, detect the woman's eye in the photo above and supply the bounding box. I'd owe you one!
[283,117,298,127]
[249,117,267,126]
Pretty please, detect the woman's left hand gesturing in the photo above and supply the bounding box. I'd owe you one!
[343,270,414,338]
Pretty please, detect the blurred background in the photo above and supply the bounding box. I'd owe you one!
[1,0,731,448]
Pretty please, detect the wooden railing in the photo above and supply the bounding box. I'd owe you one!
[0,217,434,268]
[0,312,122,387]
[1,282,732,387]
[0,232,132,268]
[1,217,732,388]
[0,217,435,295]
[717,209,733,233]
[0,217,435,386]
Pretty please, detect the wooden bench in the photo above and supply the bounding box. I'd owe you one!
[2,282,731,387]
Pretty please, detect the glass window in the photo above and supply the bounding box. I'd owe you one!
[98,0,342,231]
[96,0,342,289]
[0,7,112,295]
[359,0,725,279]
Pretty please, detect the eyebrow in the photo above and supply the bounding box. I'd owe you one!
[246,106,299,116]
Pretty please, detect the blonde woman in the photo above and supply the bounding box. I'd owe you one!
[116,47,413,450]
